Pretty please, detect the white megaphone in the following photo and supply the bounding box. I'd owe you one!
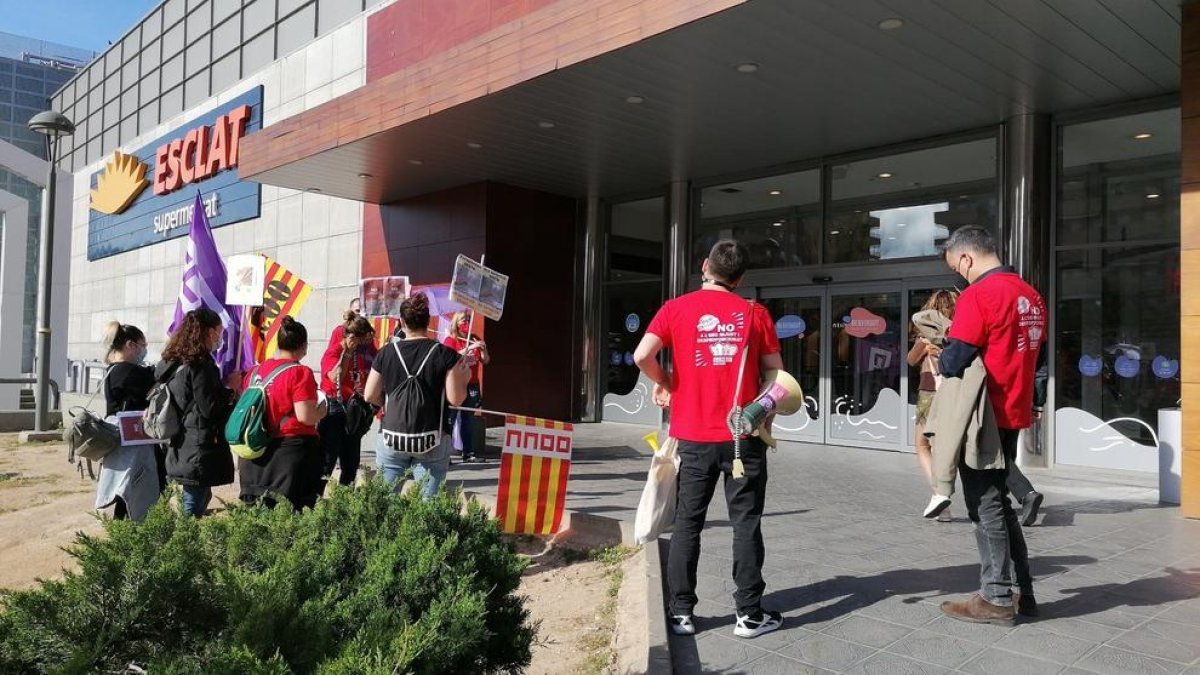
[730,369,804,448]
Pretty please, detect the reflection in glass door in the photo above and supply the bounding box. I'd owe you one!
[828,288,904,447]
[762,294,822,442]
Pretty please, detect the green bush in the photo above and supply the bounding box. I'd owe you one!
[0,480,533,674]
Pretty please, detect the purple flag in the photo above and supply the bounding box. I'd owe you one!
[169,191,242,378]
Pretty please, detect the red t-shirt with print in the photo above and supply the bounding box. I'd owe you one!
[948,270,1047,430]
[245,358,320,437]
[647,289,781,443]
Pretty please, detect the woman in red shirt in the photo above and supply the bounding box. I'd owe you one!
[238,316,328,510]
[443,311,489,463]
[319,312,378,484]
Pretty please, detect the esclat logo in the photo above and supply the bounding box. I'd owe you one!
[90,151,150,214]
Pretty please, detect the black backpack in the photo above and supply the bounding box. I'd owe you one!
[380,341,444,454]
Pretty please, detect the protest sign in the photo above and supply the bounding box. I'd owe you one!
[116,411,160,446]
[449,255,508,321]
[359,276,410,317]
[495,415,573,535]
[226,254,266,306]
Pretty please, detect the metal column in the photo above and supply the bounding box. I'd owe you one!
[578,196,604,422]
[1003,113,1053,468]
[665,180,690,299]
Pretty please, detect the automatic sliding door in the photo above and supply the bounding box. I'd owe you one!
[827,287,904,448]
[762,294,823,442]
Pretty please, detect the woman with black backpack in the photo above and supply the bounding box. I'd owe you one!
[155,308,240,517]
[364,292,470,499]
[238,317,328,510]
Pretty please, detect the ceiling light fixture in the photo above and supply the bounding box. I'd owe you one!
[625,95,645,104]
[829,230,841,235]
[878,17,904,30]
[897,223,907,228]
[466,141,483,149]
[306,187,322,192]
[877,172,893,179]
[538,120,556,129]
[408,159,424,165]
[768,189,782,195]
[357,172,372,179]
[736,62,760,74]
[772,221,784,227]
[1132,132,1153,140]
[1146,193,1161,199]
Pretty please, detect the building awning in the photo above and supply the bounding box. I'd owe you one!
[238,0,1179,203]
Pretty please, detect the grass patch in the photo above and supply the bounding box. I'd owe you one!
[578,545,636,675]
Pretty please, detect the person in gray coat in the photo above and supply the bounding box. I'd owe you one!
[155,308,240,517]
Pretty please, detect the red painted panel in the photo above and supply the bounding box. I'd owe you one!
[367,0,559,82]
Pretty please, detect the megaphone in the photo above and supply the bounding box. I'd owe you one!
[730,369,803,448]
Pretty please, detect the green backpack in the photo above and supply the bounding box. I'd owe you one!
[225,362,301,460]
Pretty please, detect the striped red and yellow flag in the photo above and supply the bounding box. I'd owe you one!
[372,316,398,350]
[258,256,312,360]
[496,415,574,535]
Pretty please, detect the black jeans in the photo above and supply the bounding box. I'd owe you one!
[959,428,1032,606]
[319,407,361,486]
[668,438,768,616]
[1006,447,1037,503]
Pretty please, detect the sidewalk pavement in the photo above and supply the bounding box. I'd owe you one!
[453,421,1200,675]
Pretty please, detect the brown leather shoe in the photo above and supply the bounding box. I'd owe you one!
[1014,591,1039,617]
[940,593,1015,626]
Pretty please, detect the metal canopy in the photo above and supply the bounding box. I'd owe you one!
[245,0,1180,203]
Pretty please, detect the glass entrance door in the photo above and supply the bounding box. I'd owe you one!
[761,292,823,442]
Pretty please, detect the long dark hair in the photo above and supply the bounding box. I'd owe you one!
[162,308,222,364]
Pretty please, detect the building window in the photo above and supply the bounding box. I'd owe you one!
[826,138,997,264]
[696,169,820,271]
[1054,107,1180,473]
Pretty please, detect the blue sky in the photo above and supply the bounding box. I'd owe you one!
[0,0,160,53]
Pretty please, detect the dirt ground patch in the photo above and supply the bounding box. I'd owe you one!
[0,434,633,675]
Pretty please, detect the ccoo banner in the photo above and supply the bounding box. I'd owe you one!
[495,416,573,535]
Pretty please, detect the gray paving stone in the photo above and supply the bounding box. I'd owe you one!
[921,614,1019,645]
[821,614,915,649]
[1038,617,1128,644]
[854,596,944,628]
[1072,645,1188,675]
[885,629,987,669]
[994,626,1098,666]
[780,632,877,671]
[738,653,835,675]
[1109,619,1200,666]
[959,647,1066,675]
[1157,601,1200,627]
[843,651,951,675]
[691,633,773,673]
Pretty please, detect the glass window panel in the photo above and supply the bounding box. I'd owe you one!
[241,27,275,76]
[829,289,904,445]
[826,138,998,264]
[695,169,821,270]
[14,91,46,111]
[141,39,162,73]
[244,0,276,38]
[187,1,211,44]
[319,0,361,34]
[164,21,185,59]
[14,75,41,93]
[213,15,241,58]
[162,53,184,90]
[185,69,209,108]
[186,34,211,77]
[211,51,240,94]
[1059,108,1181,246]
[277,3,316,56]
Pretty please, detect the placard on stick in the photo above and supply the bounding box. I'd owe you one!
[449,255,508,321]
[226,254,266,306]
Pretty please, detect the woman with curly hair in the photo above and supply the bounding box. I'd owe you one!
[156,308,240,517]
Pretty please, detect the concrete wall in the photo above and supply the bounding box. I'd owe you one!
[65,14,372,373]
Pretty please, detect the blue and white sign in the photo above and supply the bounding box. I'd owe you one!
[610,351,622,366]
[86,86,264,260]
[1114,355,1141,379]
[624,313,640,333]
[623,351,636,367]
[1152,355,1179,379]
[775,314,806,340]
[1078,355,1102,378]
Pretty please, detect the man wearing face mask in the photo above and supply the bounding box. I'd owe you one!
[937,226,1048,625]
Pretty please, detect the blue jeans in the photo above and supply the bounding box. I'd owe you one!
[180,484,212,517]
[375,433,450,500]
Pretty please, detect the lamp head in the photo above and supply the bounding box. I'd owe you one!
[27,111,75,138]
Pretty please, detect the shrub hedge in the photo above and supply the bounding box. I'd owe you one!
[0,480,533,674]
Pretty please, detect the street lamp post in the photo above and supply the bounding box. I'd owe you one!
[26,111,74,432]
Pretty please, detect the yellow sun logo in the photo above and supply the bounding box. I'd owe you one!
[90,151,150,215]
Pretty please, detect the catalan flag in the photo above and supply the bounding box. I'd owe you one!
[372,316,399,349]
[252,256,311,362]
[496,416,573,535]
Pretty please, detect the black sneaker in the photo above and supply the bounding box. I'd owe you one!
[734,610,782,638]
[669,614,695,636]
[1021,491,1044,527]
[1015,591,1039,617]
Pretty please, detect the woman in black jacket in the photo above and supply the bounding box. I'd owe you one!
[101,321,166,519]
[155,308,239,517]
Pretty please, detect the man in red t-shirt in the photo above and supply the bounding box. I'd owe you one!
[634,240,784,640]
[937,225,1048,625]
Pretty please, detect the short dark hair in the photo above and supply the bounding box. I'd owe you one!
[707,240,749,282]
[942,225,999,257]
[276,316,308,351]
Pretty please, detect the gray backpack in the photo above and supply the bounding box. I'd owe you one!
[143,363,185,441]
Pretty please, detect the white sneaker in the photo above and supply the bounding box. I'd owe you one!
[734,610,783,638]
[669,614,695,636]
[924,494,952,519]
